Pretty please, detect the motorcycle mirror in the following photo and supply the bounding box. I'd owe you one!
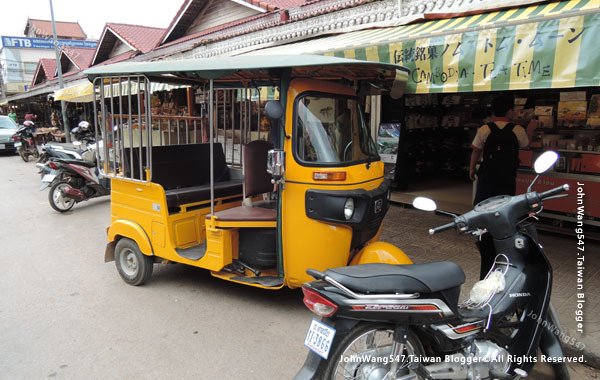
[527,151,559,192]
[413,197,437,212]
[534,151,559,174]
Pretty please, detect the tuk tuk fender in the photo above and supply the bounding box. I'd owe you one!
[350,241,413,266]
[105,220,154,262]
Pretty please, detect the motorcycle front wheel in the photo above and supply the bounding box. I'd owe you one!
[322,323,425,380]
[49,181,76,212]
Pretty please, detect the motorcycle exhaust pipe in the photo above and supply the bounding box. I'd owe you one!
[63,187,86,202]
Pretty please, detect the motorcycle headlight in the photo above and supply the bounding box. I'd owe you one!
[344,198,354,220]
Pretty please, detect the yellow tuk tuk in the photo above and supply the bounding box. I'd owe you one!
[85,55,413,289]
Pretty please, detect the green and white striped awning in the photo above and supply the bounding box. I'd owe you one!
[250,0,600,93]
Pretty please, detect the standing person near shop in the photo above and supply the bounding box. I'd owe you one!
[51,110,61,129]
[470,94,529,205]
[8,109,17,123]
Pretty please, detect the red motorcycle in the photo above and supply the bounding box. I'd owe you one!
[47,156,110,212]
[12,121,39,162]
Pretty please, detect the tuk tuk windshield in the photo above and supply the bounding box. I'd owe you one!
[295,94,378,165]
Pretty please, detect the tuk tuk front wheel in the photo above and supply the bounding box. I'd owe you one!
[115,238,153,286]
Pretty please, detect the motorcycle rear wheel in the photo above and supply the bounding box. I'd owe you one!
[18,148,28,162]
[49,181,76,212]
[322,323,425,380]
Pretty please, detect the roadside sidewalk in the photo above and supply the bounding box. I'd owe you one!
[381,205,600,370]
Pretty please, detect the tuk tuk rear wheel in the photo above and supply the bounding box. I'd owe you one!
[115,238,153,286]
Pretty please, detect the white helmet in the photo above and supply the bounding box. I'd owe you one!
[78,121,90,131]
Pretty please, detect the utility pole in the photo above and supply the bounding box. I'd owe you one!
[49,0,70,142]
[0,61,5,101]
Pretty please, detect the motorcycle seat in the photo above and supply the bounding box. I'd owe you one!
[46,143,84,152]
[55,158,96,168]
[324,261,465,294]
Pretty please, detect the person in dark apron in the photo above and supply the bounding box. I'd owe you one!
[470,94,530,205]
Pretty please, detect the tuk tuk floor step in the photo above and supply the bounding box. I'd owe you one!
[231,275,284,287]
[176,242,206,261]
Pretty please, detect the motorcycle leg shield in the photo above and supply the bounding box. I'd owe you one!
[539,305,570,380]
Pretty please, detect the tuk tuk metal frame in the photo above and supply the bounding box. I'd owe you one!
[86,55,412,289]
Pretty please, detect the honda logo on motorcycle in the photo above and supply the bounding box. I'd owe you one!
[374,199,383,214]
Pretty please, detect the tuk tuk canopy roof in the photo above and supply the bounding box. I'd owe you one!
[84,54,408,86]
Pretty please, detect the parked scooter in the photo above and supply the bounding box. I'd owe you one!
[36,121,95,164]
[40,127,109,212]
[36,122,100,186]
[46,157,110,212]
[12,121,39,162]
[295,151,570,380]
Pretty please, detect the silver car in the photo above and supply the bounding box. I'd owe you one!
[0,116,18,153]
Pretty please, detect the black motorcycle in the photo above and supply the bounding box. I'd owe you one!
[295,151,571,380]
[12,121,39,162]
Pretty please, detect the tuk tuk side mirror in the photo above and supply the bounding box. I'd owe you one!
[267,149,285,184]
[265,100,289,142]
[264,100,284,120]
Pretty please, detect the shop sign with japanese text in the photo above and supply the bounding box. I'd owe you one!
[392,14,600,93]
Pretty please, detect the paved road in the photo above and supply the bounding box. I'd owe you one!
[0,153,597,379]
[0,154,309,379]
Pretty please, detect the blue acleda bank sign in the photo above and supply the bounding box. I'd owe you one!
[1,36,97,50]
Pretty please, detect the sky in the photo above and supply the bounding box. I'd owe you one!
[0,0,184,39]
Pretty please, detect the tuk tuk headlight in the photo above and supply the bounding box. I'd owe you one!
[344,198,355,220]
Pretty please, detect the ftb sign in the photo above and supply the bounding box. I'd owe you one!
[1,36,97,49]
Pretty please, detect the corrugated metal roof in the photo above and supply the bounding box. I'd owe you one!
[161,0,308,45]
[64,48,96,70]
[97,51,139,66]
[245,0,309,11]
[159,12,277,49]
[92,23,166,66]
[24,18,87,39]
[40,59,57,78]
[31,58,57,86]
[106,23,166,53]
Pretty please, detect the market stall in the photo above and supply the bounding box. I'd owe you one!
[245,0,600,233]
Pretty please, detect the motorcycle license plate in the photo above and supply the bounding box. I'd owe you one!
[42,174,56,183]
[14,142,22,148]
[304,319,336,359]
[40,174,56,190]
